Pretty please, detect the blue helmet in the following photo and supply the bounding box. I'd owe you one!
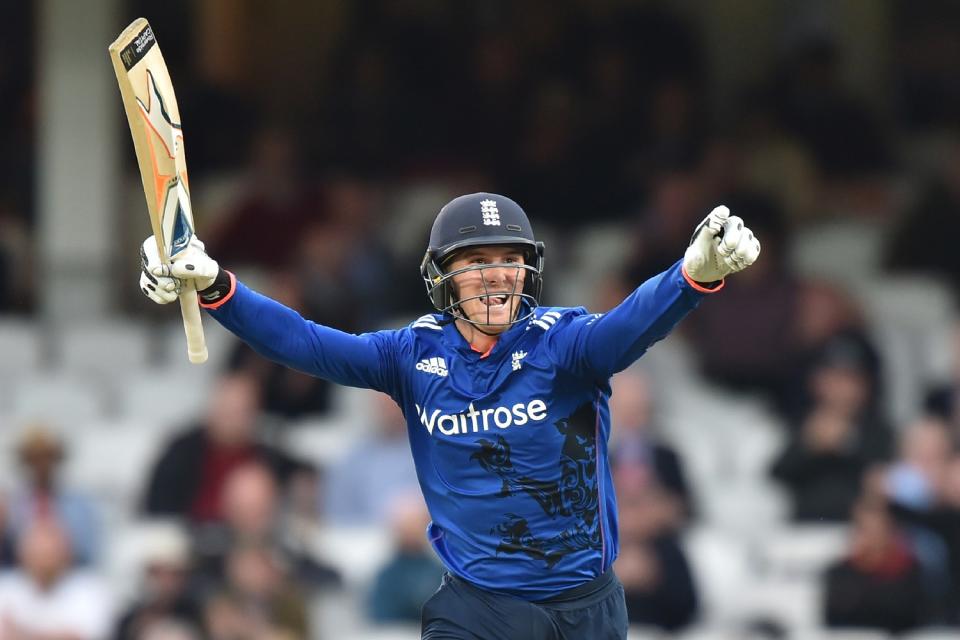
[420,193,545,327]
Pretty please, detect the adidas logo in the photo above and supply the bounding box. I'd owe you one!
[416,356,448,377]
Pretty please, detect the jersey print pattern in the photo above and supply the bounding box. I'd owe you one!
[470,402,600,567]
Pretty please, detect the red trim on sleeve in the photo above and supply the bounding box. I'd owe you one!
[198,271,237,310]
[681,265,725,294]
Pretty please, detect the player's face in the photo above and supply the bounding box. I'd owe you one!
[446,246,527,333]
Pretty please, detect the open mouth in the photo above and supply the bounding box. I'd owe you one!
[480,294,509,309]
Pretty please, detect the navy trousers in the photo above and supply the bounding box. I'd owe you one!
[421,570,629,640]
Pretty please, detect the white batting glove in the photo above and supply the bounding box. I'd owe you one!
[682,205,761,283]
[139,235,220,304]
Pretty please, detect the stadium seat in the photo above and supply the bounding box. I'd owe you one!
[116,367,214,429]
[797,631,891,640]
[56,320,153,380]
[683,526,754,625]
[284,418,361,467]
[313,525,393,589]
[161,317,238,371]
[790,219,886,286]
[856,276,956,426]
[737,577,822,633]
[757,525,849,579]
[9,372,106,425]
[898,631,960,640]
[62,421,166,509]
[0,318,44,375]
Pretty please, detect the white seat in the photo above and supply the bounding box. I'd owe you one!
[790,220,886,286]
[284,418,360,468]
[0,319,44,374]
[101,518,190,605]
[697,480,788,537]
[312,525,394,589]
[56,321,152,379]
[683,527,754,625]
[161,318,238,371]
[345,627,421,640]
[63,422,166,509]
[796,630,891,640]
[675,629,736,640]
[116,368,214,429]
[738,578,822,632]
[10,372,106,424]
[758,525,849,580]
[899,631,960,640]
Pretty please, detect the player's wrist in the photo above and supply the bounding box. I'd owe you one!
[197,268,235,309]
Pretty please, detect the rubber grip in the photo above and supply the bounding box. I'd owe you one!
[178,280,208,364]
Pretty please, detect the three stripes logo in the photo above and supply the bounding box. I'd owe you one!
[529,310,561,332]
[480,199,500,226]
[411,315,442,332]
[416,356,449,377]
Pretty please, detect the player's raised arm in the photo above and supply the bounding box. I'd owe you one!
[550,205,761,378]
[138,235,398,394]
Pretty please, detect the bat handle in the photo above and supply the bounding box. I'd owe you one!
[178,281,208,364]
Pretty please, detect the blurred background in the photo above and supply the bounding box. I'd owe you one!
[3,0,960,638]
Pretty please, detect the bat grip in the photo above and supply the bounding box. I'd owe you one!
[178,281,208,364]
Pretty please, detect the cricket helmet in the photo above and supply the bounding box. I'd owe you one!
[420,192,545,328]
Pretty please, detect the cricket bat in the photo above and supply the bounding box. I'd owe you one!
[109,18,207,364]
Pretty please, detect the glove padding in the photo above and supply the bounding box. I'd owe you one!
[139,235,219,305]
[682,205,761,284]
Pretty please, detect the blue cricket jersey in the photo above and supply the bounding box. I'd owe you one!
[205,259,714,600]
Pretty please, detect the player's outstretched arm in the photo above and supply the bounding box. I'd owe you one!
[138,235,398,394]
[554,205,761,378]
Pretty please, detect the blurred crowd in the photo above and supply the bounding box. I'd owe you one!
[5,0,960,638]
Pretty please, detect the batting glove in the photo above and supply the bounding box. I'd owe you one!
[682,205,761,284]
[139,235,220,304]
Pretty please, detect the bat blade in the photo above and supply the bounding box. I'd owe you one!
[109,18,207,364]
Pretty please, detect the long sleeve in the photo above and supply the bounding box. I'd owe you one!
[205,281,401,396]
[545,260,712,379]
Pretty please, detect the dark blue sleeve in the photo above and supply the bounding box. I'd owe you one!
[545,260,712,379]
[205,281,401,396]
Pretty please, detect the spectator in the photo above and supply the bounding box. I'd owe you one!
[884,421,960,620]
[681,192,801,400]
[0,520,113,639]
[225,274,335,420]
[0,491,17,568]
[193,462,339,593]
[114,522,202,640]
[0,199,33,312]
[925,320,960,428]
[614,481,698,631]
[823,499,925,633]
[368,494,443,624]
[8,425,100,565]
[782,282,881,424]
[608,369,693,522]
[771,334,894,521]
[886,417,953,511]
[202,542,309,640]
[609,370,698,631]
[885,136,960,295]
[142,373,313,523]
[325,391,419,526]
[204,124,322,272]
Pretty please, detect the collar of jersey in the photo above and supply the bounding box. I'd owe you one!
[440,300,532,360]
